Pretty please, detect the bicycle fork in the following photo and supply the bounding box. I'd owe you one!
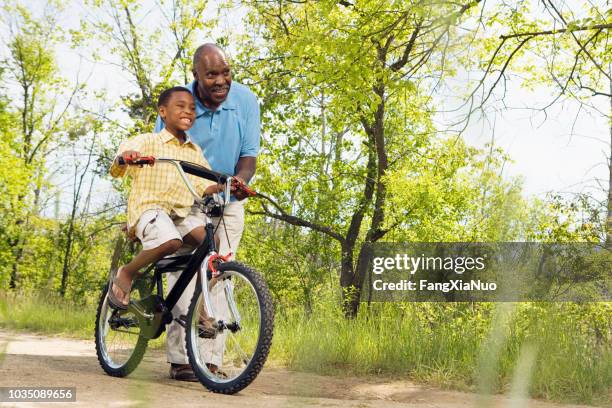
[200,255,242,334]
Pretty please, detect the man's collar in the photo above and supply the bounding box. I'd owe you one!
[187,81,237,115]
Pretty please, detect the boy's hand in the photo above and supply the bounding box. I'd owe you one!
[119,150,141,165]
[203,183,224,196]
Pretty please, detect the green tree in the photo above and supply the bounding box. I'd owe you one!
[237,0,535,317]
[1,3,82,288]
[77,0,214,132]
[0,72,30,288]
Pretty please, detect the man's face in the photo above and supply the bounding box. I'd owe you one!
[193,51,232,110]
[159,91,196,132]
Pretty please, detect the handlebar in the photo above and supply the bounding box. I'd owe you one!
[231,177,256,198]
[117,156,255,203]
[117,156,227,184]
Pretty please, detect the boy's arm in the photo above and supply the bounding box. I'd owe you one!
[109,134,147,178]
[203,183,224,196]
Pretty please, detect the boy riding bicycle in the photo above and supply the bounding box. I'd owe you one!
[108,86,223,311]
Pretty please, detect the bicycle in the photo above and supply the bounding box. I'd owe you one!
[94,156,274,394]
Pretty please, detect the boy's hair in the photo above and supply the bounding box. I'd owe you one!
[157,86,193,108]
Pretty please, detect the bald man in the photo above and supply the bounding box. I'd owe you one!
[155,43,260,381]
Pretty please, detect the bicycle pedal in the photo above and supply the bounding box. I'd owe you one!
[174,314,218,338]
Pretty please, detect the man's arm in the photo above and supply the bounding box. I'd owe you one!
[233,156,257,200]
[234,89,260,185]
[235,156,256,183]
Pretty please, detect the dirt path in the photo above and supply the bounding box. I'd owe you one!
[0,330,600,408]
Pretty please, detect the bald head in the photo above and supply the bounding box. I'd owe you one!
[193,43,227,71]
[192,43,232,110]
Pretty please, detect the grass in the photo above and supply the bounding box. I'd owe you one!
[270,302,611,406]
[0,291,95,338]
[1,291,610,405]
[0,291,167,348]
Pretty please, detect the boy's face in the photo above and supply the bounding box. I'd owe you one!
[159,91,196,132]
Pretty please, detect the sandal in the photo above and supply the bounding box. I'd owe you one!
[107,268,130,311]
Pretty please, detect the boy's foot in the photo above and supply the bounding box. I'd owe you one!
[169,363,198,382]
[108,267,130,310]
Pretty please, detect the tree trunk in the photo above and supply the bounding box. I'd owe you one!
[109,233,126,275]
[339,242,358,317]
[606,77,611,249]
[341,78,388,318]
[9,218,28,289]
[9,246,22,289]
[345,244,375,318]
[59,220,76,297]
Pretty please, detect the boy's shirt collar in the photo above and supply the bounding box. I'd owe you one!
[187,81,237,116]
[159,127,197,149]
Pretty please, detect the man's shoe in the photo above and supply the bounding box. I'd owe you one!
[169,363,198,382]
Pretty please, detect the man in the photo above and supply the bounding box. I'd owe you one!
[154,43,260,381]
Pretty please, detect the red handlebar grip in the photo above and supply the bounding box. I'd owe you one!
[231,178,257,197]
[125,156,156,165]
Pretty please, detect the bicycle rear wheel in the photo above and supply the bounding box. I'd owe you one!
[185,261,274,394]
[95,274,152,377]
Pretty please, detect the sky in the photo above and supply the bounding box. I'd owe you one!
[3,0,611,216]
[454,77,609,200]
[436,0,610,203]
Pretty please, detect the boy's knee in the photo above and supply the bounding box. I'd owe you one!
[162,239,182,255]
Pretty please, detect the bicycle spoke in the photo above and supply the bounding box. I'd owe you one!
[95,278,150,376]
[227,331,250,364]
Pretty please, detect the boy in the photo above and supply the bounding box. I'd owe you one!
[108,86,221,311]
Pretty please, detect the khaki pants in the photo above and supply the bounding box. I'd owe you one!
[166,200,245,365]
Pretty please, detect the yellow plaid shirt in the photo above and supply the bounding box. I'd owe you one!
[110,129,214,231]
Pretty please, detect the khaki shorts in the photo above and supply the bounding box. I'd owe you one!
[135,207,204,250]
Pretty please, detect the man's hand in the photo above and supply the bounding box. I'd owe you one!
[231,176,249,201]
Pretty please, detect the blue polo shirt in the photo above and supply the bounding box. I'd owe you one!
[154,81,260,177]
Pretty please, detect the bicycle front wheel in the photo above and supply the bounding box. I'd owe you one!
[185,261,274,394]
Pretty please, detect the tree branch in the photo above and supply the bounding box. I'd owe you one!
[390,19,423,71]
[543,1,611,82]
[500,22,612,39]
[251,193,345,242]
